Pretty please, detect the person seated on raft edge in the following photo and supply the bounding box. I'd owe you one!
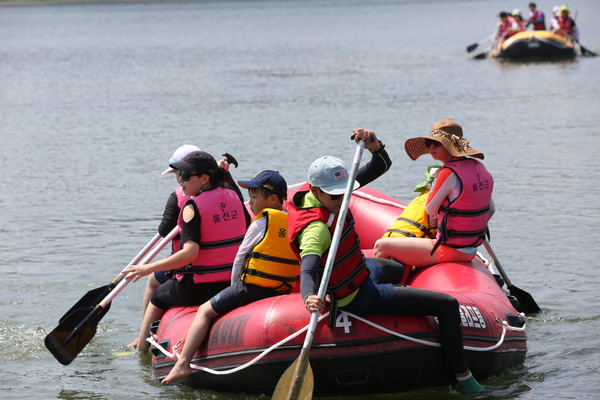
[291,130,484,394]
[374,118,495,271]
[127,145,248,349]
[161,170,299,385]
[551,4,579,47]
[491,11,520,56]
[124,151,249,353]
[379,164,440,282]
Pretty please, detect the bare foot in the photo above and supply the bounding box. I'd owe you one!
[162,360,193,385]
[127,337,139,348]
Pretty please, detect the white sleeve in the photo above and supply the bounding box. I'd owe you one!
[230,217,267,285]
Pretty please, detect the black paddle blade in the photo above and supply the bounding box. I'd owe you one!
[473,51,488,60]
[581,46,598,57]
[508,284,541,314]
[59,284,112,323]
[466,43,478,52]
[45,303,111,365]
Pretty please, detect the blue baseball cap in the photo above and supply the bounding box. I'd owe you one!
[307,156,359,195]
[238,170,288,199]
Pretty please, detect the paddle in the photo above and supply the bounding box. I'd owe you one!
[482,239,541,314]
[576,41,597,57]
[45,226,180,365]
[272,140,366,400]
[466,35,493,53]
[58,233,162,323]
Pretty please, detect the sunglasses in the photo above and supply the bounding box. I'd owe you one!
[177,170,199,182]
[424,139,442,148]
[324,191,343,201]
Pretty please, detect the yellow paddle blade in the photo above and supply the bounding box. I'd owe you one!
[272,358,314,400]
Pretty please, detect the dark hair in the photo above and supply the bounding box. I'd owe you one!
[248,187,286,204]
[529,2,536,7]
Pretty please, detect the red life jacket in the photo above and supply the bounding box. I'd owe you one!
[175,187,247,284]
[530,10,546,30]
[287,184,369,300]
[558,16,575,36]
[434,158,493,251]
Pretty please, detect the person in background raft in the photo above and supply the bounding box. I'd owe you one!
[552,4,579,45]
[493,11,519,42]
[124,151,248,353]
[374,119,494,269]
[511,9,527,32]
[527,2,546,30]
[381,164,441,240]
[289,130,484,394]
[549,5,561,32]
[161,170,299,385]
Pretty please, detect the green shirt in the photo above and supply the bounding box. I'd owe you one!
[297,190,359,307]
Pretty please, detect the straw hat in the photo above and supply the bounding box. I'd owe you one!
[404,118,484,161]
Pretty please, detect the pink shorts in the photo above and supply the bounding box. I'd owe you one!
[435,245,476,263]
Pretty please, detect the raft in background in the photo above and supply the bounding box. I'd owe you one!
[149,186,528,395]
[492,30,575,60]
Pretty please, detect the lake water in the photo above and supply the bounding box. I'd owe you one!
[1,0,599,399]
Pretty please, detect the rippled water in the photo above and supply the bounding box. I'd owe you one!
[1,0,599,399]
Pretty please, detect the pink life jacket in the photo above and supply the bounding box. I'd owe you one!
[434,158,493,251]
[175,187,246,284]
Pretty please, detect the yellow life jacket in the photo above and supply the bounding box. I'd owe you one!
[381,191,437,239]
[241,208,300,292]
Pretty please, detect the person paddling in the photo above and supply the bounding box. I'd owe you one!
[124,151,248,353]
[290,130,484,394]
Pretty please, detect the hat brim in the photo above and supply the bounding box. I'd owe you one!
[161,167,176,175]
[404,136,484,161]
[320,180,360,195]
[237,179,259,189]
[170,160,195,172]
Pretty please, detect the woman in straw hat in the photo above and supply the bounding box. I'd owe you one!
[374,118,494,268]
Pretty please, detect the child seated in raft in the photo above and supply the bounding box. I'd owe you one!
[161,170,299,385]
[381,165,441,240]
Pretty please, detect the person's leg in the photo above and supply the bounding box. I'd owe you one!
[373,237,438,267]
[129,273,163,348]
[162,301,219,384]
[367,257,405,284]
[135,303,165,353]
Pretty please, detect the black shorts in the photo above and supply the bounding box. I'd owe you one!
[151,275,229,310]
[210,281,281,316]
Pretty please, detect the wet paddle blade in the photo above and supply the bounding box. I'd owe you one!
[581,45,597,57]
[272,358,314,400]
[473,51,488,59]
[466,43,478,52]
[45,303,111,365]
[508,284,541,314]
[59,284,112,323]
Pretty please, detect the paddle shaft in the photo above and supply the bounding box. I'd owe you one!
[99,226,180,308]
[63,226,180,343]
[467,35,493,52]
[482,239,513,286]
[284,140,366,400]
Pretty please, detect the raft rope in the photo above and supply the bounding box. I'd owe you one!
[147,191,524,374]
[147,311,525,376]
